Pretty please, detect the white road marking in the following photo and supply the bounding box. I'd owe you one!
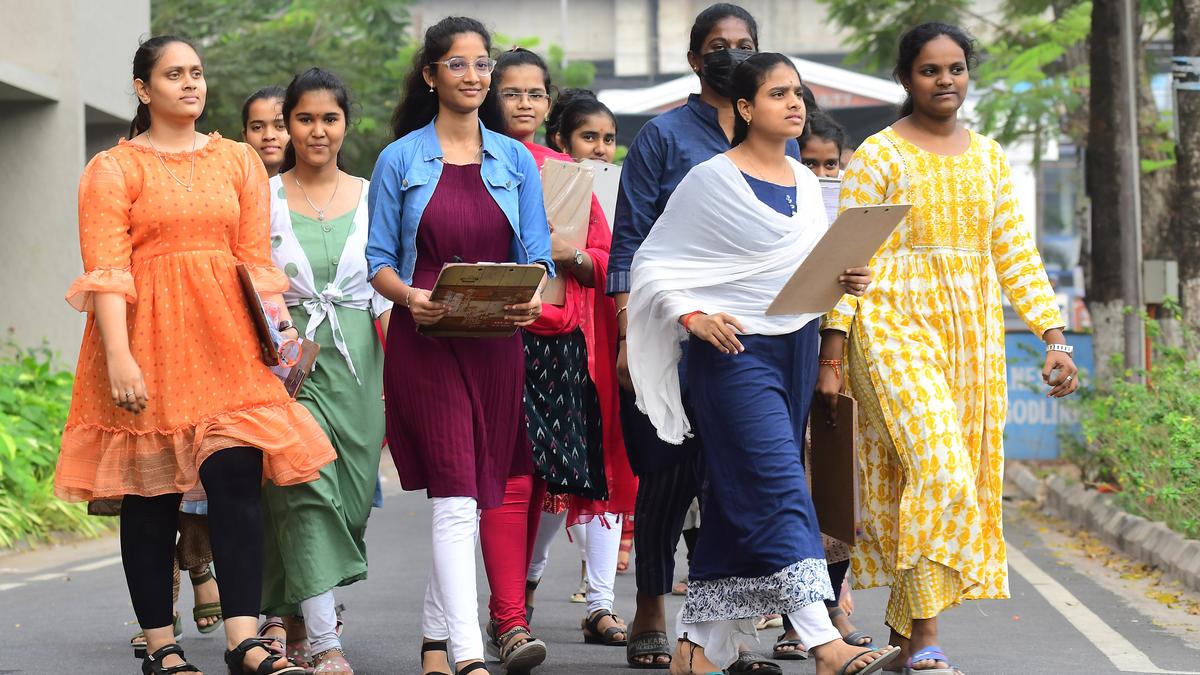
[0,582,26,592]
[27,572,69,581]
[1008,546,1200,674]
[66,555,122,572]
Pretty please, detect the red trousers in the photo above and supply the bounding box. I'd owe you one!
[480,474,546,635]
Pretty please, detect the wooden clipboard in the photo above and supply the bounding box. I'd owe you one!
[236,263,282,366]
[581,158,621,226]
[541,159,594,306]
[766,204,910,316]
[808,393,859,544]
[420,263,546,337]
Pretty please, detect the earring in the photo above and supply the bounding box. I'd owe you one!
[429,86,435,93]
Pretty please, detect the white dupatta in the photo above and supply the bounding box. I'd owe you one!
[627,154,830,444]
[269,174,393,384]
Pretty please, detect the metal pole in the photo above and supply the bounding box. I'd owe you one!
[1119,0,1146,378]
[560,0,569,67]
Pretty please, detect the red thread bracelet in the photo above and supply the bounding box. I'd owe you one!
[682,311,704,333]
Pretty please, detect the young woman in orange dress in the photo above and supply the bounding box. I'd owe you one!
[56,35,335,675]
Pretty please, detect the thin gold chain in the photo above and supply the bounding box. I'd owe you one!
[145,132,197,191]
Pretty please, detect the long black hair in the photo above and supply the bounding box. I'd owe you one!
[241,85,286,130]
[894,22,976,118]
[280,68,351,173]
[728,52,800,147]
[391,16,504,140]
[129,35,198,137]
[545,89,616,155]
[688,3,759,55]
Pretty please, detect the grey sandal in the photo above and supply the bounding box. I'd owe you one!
[725,651,782,674]
[626,630,671,669]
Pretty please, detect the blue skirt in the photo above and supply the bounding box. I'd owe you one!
[682,321,834,622]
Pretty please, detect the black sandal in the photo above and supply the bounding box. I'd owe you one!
[421,640,451,675]
[457,663,487,674]
[582,608,627,646]
[224,637,307,674]
[725,651,782,675]
[498,625,547,674]
[142,643,201,674]
[626,631,671,669]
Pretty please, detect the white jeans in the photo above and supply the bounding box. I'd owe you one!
[526,512,622,615]
[422,497,483,664]
[301,589,339,654]
[582,514,622,615]
[677,601,841,668]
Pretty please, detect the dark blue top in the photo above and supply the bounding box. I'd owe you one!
[607,94,801,295]
[741,172,798,218]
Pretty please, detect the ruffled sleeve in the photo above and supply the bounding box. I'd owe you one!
[233,142,289,294]
[67,152,136,312]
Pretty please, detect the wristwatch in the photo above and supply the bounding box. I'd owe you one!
[1046,343,1074,354]
[277,320,295,333]
[572,249,585,267]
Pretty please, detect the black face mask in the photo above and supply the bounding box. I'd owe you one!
[700,48,756,98]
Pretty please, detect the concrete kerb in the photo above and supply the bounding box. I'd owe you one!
[1007,463,1200,593]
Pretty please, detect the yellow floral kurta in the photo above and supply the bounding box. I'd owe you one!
[825,128,1064,635]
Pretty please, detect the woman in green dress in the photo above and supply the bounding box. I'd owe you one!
[262,68,391,675]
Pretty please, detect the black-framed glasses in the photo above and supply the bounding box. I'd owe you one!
[433,56,497,77]
[499,89,550,103]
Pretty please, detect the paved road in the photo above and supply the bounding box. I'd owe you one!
[2,478,1199,674]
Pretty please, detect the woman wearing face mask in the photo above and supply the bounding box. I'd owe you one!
[367,16,552,675]
[545,88,619,164]
[242,86,289,177]
[490,47,637,659]
[626,51,897,675]
[609,4,803,672]
[57,35,334,675]
[820,24,1077,673]
[257,67,391,675]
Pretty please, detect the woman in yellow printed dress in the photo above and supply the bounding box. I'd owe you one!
[815,23,1079,674]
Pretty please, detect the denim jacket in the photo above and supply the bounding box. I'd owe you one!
[366,119,553,283]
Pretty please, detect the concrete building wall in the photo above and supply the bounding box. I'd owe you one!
[407,0,1007,77]
[0,0,149,362]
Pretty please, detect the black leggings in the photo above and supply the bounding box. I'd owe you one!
[121,446,264,629]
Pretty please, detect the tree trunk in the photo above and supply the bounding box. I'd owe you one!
[1173,0,1200,329]
[1086,0,1135,383]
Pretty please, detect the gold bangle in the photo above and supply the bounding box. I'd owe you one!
[615,306,628,317]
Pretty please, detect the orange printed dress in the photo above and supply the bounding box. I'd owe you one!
[825,128,1064,637]
[55,133,336,502]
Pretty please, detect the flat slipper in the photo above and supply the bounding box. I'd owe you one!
[904,645,964,674]
[839,646,901,675]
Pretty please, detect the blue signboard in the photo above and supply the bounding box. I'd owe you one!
[1002,332,1093,460]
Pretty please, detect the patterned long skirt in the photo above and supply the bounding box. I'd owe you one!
[523,329,607,501]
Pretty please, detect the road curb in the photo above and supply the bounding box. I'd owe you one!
[1008,463,1200,593]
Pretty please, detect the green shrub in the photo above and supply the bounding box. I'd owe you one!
[1068,309,1200,539]
[0,343,109,547]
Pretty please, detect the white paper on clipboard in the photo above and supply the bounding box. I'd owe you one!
[766,204,911,316]
[580,158,621,225]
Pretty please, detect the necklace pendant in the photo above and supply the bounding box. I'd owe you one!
[317,213,326,222]
[186,186,192,192]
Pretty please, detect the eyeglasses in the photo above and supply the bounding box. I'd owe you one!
[499,90,550,103]
[433,56,497,77]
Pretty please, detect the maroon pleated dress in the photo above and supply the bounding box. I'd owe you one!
[383,163,531,510]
